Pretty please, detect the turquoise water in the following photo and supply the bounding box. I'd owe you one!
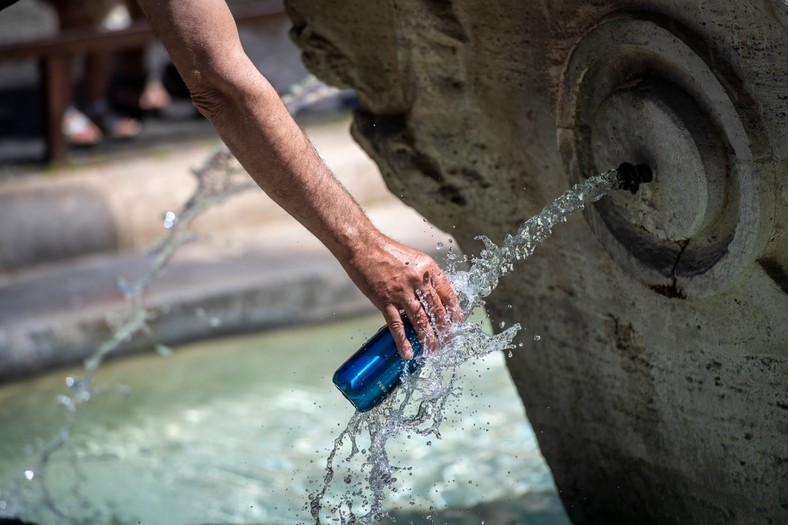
[0,314,569,525]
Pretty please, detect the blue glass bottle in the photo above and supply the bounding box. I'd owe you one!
[333,317,423,412]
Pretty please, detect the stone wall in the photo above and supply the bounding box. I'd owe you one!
[285,1,787,523]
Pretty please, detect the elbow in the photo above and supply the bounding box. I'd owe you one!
[188,80,231,121]
[179,54,246,122]
[175,53,270,123]
[178,63,232,121]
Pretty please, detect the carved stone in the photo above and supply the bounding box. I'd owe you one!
[286,1,787,523]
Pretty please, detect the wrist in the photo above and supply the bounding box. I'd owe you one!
[334,218,387,268]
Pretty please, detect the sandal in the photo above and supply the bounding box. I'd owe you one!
[89,99,142,139]
[114,79,172,115]
[62,106,103,146]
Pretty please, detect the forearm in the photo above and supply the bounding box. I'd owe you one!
[135,0,381,262]
[209,71,382,261]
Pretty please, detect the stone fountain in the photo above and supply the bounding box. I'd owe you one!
[285,1,787,523]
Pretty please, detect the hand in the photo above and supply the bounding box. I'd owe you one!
[343,233,463,360]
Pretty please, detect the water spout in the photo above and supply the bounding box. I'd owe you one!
[616,162,653,194]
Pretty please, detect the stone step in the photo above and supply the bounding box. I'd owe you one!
[0,119,456,382]
[0,118,394,272]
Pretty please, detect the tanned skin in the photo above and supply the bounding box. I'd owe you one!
[135,0,461,359]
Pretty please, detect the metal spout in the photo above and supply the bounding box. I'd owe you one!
[617,162,653,194]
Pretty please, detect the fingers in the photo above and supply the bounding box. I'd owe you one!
[428,267,464,324]
[385,280,446,360]
[416,275,449,341]
[383,305,414,360]
[403,292,438,354]
[402,265,462,358]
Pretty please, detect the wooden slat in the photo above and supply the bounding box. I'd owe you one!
[0,3,286,62]
[40,53,71,163]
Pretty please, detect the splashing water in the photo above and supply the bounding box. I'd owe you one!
[59,75,338,412]
[65,76,340,411]
[309,169,622,524]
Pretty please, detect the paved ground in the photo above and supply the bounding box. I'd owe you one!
[0,1,457,381]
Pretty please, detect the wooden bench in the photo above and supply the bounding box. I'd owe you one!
[0,3,286,165]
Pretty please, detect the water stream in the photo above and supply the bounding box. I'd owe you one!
[310,171,622,524]
[67,75,341,409]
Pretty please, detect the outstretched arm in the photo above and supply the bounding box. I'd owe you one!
[135,0,461,358]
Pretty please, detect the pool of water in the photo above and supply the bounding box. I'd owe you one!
[0,314,569,525]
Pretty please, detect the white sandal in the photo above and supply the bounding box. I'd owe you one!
[62,105,103,146]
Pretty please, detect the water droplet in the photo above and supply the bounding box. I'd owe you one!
[116,277,132,296]
[436,241,444,250]
[499,321,506,328]
[209,317,222,327]
[534,335,541,341]
[155,344,173,357]
[162,210,179,229]
[24,470,34,481]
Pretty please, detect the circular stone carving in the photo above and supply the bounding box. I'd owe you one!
[557,11,773,298]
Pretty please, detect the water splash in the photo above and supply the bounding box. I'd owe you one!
[60,150,254,412]
[65,76,339,410]
[309,169,622,524]
[11,75,340,525]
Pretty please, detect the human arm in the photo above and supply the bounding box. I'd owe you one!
[134,0,461,358]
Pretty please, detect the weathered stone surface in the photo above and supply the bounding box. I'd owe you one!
[0,187,118,271]
[286,1,787,523]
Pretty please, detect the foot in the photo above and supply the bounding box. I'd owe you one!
[62,106,103,146]
[89,99,142,139]
[112,79,171,116]
[138,79,171,113]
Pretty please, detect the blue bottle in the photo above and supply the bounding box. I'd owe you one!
[333,318,423,412]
